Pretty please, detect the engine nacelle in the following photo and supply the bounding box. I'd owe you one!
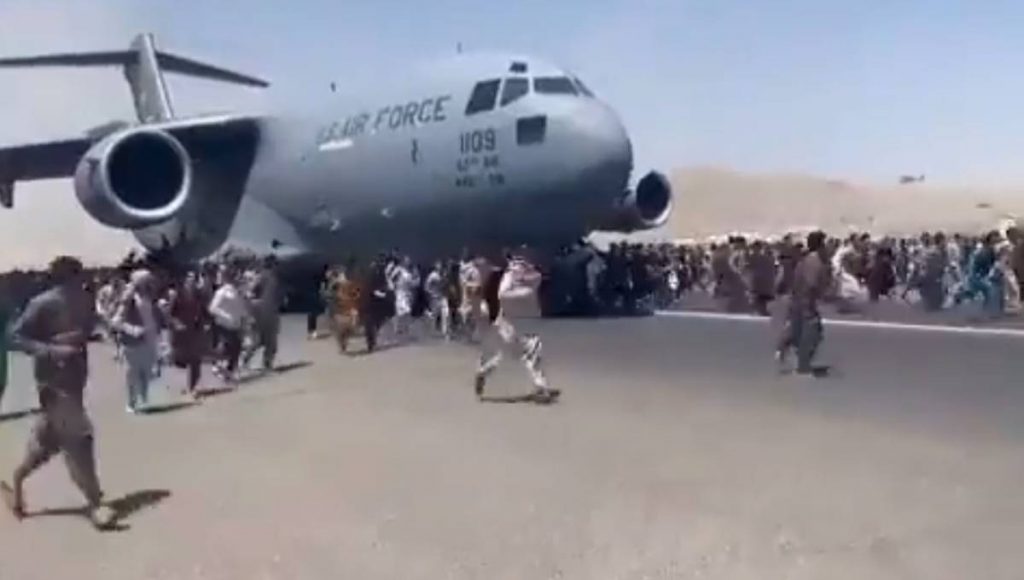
[73,128,191,229]
[598,170,674,233]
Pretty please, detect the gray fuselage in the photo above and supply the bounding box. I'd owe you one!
[209,53,633,264]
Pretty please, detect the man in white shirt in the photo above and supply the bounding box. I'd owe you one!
[391,256,420,342]
[95,276,126,361]
[208,266,250,383]
[474,253,559,404]
[424,261,450,339]
[459,254,484,342]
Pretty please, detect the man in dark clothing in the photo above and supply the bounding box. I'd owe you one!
[746,241,777,316]
[1,257,115,529]
[867,245,896,302]
[775,237,802,296]
[444,260,463,336]
[627,249,651,313]
[777,232,832,376]
[359,259,390,353]
[920,233,949,311]
[307,265,329,340]
[168,271,207,397]
[1007,227,1024,300]
[603,244,628,312]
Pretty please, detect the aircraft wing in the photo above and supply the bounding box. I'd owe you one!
[0,137,92,183]
[0,114,262,208]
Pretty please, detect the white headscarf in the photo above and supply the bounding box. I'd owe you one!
[129,269,154,290]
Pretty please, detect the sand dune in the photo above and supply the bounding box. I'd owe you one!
[654,166,1024,241]
[4,167,1021,270]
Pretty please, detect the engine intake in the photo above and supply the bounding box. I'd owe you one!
[74,128,191,229]
[598,170,674,232]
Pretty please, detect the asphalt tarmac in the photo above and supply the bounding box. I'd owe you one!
[672,290,1024,329]
[0,313,1021,579]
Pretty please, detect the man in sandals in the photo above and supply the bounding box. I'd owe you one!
[0,256,115,529]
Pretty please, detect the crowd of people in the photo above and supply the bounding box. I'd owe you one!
[542,227,1024,320]
[2,225,1022,527]
[0,246,562,527]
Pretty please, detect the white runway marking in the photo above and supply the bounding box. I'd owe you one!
[656,310,1024,338]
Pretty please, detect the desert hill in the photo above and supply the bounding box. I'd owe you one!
[650,166,1023,241]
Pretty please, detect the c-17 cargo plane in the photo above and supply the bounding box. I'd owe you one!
[0,34,672,283]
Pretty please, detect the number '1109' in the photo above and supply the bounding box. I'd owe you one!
[460,129,496,154]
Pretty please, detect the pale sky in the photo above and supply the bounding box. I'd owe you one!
[2,0,1023,267]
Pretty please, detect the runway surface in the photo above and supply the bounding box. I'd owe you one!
[672,291,1024,329]
[0,314,1022,579]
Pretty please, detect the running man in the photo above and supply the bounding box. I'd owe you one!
[474,252,560,403]
[1,257,116,529]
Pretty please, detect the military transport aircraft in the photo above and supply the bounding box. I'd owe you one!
[0,34,672,270]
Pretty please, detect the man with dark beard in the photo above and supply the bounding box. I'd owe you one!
[1,257,116,529]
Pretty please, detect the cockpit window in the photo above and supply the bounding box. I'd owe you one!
[573,77,595,98]
[465,79,501,115]
[534,76,579,96]
[500,78,530,106]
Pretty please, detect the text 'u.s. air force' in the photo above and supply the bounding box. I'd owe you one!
[317,95,452,145]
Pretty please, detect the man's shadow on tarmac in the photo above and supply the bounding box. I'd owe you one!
[344,343,403,357]
[126,361,314,414]
[0,408,43,423]
[236,360,313,385]
[140,401,201,415]
[479,395,537,404]
[479,394,560,405]
[27,489,172,532]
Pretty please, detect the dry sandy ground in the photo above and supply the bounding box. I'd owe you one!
[0,315,1021,579]
[7,166,1024,269]
[635,166,1024,242]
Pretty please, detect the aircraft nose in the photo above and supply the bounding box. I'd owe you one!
[566,104,633,190]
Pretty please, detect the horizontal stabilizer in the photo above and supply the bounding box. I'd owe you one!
[153,52,268,88]
[0,33,268,123]
[0,49,269,88]
[0,51,133,67]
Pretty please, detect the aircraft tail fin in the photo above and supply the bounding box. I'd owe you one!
[0,33,269,124]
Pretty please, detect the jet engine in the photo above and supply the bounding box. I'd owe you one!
[599,170,673,232]
[73,127,191,229]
